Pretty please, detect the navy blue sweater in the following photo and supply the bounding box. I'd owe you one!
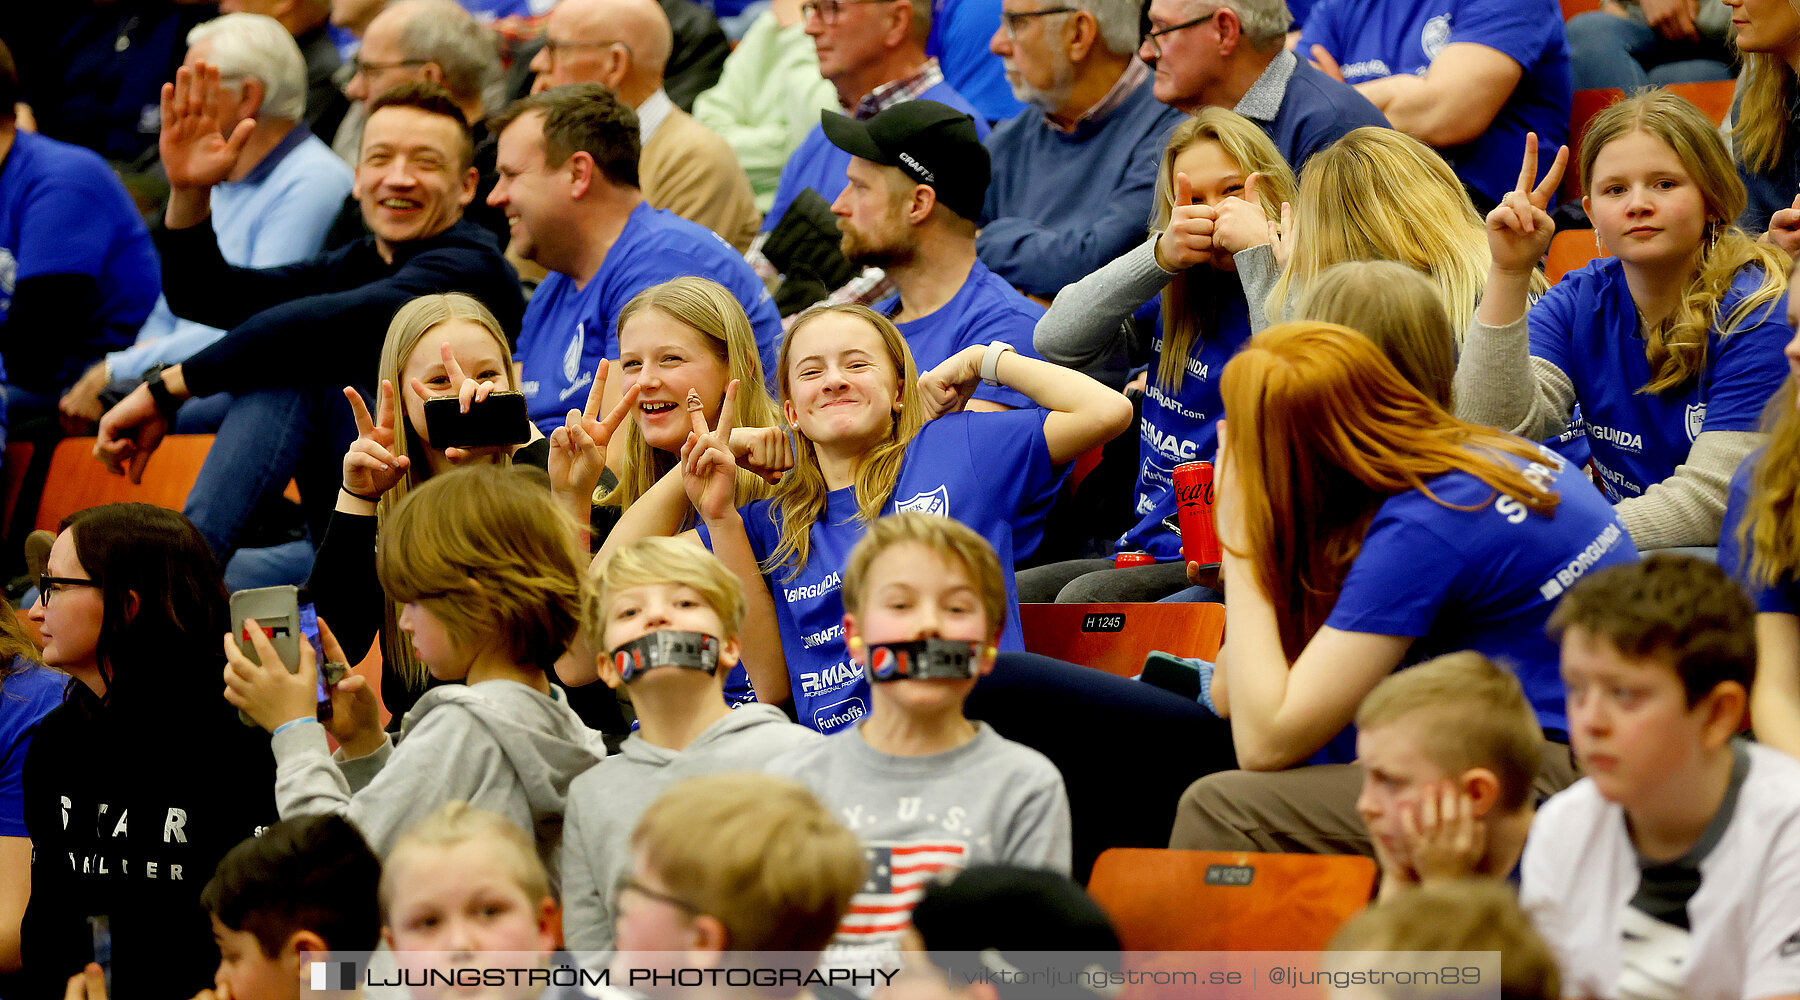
[157,217,523,397]
[978,76,1186,297]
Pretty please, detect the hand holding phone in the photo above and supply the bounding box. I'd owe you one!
[423,391,530,448]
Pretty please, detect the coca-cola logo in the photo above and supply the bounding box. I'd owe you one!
[1176,479,1215,509]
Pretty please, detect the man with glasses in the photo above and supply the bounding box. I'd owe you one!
[526,0,760,252]
[979,0,1185,300]
[1140,0,1384,170]
[325,0,509,248]
[748,0,988,314]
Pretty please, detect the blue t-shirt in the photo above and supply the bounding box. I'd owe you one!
[1734,91,1800,236]
[515,201,781,434]
[1299,0,1571,205]
[762,88,991,233]
[1720,451,1800,615]
[880,259,1045,409]
[0,130,160,384]
[1,661,69,837]
[1529,258,1791,507]
[1322,442,1639,760]
[1119,286,1252,561]
[701,409,1060,733]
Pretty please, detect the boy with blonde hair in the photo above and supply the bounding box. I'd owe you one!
[1354,651,1547,898]
[610,773,865,999]
[1329,879,1560,1000]
[767,513,1072,956]
[562,538,820,953]
[1523,555,1800,1000]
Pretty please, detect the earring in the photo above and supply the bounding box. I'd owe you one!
[1708,221,1720,257]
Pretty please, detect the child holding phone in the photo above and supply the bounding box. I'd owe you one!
[225,466,605,880]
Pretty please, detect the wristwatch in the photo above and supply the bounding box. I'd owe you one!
[140,363,182,420]
[980,341,1015,386]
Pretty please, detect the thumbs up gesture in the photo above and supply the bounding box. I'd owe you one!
[1155,172,1220,272]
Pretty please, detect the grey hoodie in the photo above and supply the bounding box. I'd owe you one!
[560,703,821,953]
[271,680,606,883]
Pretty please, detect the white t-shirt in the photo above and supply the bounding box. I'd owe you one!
[1520,741,1800,1000]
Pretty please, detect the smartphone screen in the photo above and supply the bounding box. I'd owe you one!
[297,603,333,721]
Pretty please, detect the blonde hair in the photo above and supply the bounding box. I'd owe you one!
[1151,108,1296,392]
[1222,323,1558,659]
[840,513,1008,635]
[379,801,550,921]
[1734,55,1795,176]
[1270,128,1514,338]
[1580,91,1790,395]
[1355,651,1545,812]
[1329,880,1560,1000]
[374,293,522,690]
[763,305,926,580]
[377,465,583,670]
[1742,375,1800,587]
[603,278,784,512]
[632,773,864,954]
[1297,260,1457,409]
[584,536,747,650]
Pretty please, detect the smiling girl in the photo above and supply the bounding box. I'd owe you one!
[1457,93,1793,549]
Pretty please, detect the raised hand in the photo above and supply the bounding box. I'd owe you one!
[221,617,319,733]
[550,358,640,502]
[1767,192,1800,260]
[317,616,384,757]
[1486,132,1568,274]
[916,345,982,419]
[680,381,741,523]
[160,62,255,191]
[1213,172,1279,256]
[729,425,794,485]
[410,342,512,465]
[1156,173,1219,272]
[342,381,409,501]
[1270,200,1294,270]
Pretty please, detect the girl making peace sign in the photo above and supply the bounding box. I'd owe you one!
[1458,93,1793,549]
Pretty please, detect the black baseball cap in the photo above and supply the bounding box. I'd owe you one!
[820,99,991,223]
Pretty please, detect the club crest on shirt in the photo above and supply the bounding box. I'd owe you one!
[1685,403,1705,442]
[894,486,950,516]
[562,322,585,384]
[1421,14,1451,60]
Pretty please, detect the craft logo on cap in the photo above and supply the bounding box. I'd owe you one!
[898,151,935,184]
[309,960,360,991]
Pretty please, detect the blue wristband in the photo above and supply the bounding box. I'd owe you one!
[272,717,316,737]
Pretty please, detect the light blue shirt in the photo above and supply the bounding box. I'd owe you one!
[108,127,353,382]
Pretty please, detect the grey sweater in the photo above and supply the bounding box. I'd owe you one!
[767,722,1071,950]
[560,704,821,953]
[271,680,606,882]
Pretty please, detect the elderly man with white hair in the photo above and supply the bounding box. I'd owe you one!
[58,12,354,433]
[528,0,760,250]
[979,0,1187,299]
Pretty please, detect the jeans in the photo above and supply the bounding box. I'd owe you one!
[1566,11,1733,91]
[182,383,365,568]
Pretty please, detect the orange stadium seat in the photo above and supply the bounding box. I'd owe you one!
[34,435,216,532]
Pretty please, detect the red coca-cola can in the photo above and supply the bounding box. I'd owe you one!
[1114,551,1156,568]
[1174,461,1221,567]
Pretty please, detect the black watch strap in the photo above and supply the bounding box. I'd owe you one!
[141,364,182,420]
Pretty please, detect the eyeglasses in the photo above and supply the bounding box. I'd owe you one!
[800,0,900,26]
[614,876,702,916]
[538,38,630,66]
[349,56,430,77]
[1141,9,1219,58]
[1002,6,1079,37]
[38,575,98,606]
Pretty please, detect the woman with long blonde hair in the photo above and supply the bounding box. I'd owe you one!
[1168,322,1635,856]
[1028,108,1295,602]
[600,304,1132,732]
[1720,274,1800,758]
[1459,92,1792,551]
[1721,0,1800,247]
[311,292,622,722]
[1259,127,1497,336]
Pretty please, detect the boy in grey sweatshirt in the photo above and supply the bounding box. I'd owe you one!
[562,537,821,953]
[766,514,1072,955]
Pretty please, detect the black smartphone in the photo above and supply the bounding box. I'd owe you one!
[423,391,531,448]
